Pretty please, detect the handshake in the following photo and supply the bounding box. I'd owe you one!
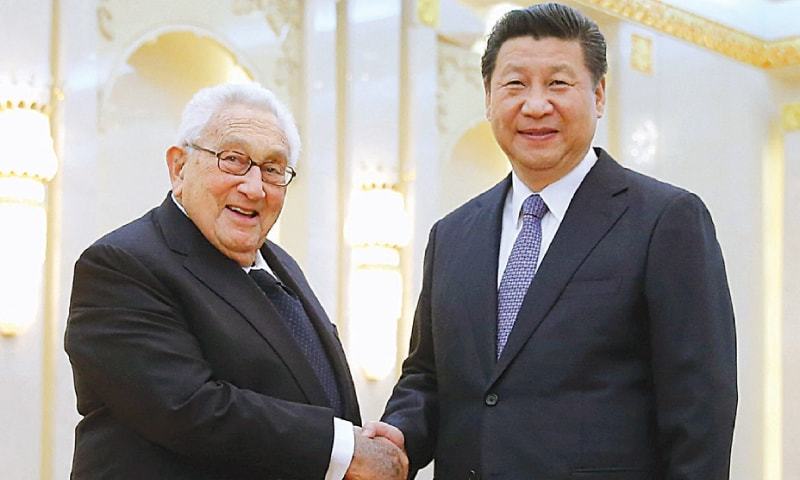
[345,421,409,480]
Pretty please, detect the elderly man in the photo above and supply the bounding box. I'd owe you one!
[379,3,737,479]
[65,83,407,479]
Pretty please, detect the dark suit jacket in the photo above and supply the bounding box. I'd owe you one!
[65,195,360,479]
[383,149,737,480]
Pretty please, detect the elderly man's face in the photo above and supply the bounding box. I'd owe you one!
[485,36,605,191]
[168,104,290,267]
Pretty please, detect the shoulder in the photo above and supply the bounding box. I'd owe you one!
[624,168,709,218]
[437,176,509,227]
[596,151,706,215]
[78,206,168,270]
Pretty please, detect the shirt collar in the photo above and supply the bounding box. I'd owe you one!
[245,250,269,273]
[509,147,598,223]
[170,192,269,273]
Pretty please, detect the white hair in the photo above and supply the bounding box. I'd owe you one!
[175,82,301,167]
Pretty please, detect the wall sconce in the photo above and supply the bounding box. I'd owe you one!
[345,184,410,381]
[629,119,658,167]
[0,91,58,336]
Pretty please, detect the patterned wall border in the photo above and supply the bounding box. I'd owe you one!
[570,0,800,69]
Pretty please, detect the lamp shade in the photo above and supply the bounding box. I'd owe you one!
[0,105,57,336]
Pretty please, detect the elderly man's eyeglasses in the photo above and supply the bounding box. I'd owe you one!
[186,143,296,187]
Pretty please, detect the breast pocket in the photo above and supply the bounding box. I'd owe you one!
[560,277,620,298]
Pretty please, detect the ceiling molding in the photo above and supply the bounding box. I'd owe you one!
[571,0,799,69]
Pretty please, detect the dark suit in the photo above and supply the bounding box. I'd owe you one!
[65,195,360,479]
[383,149,737,479]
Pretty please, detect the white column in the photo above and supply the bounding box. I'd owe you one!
[0,1,58,479]
[781,108,800,480]
[340,0,404,423]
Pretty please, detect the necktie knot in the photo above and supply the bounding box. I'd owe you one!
[522,194,547,219]
[249,269,293,297]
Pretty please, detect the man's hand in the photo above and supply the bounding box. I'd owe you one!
[345,427,408,480]
[360,421,405,451]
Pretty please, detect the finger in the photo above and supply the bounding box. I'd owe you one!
[369,421,405,448]
[360,422,377,438]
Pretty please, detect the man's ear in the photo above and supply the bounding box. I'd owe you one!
[594,76,606,119]
[484,82,492,120]
[166,145,187,197]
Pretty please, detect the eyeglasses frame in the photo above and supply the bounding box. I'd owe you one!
[186,143,296,187]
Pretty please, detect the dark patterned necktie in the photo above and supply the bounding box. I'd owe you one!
[496,194,548,358]
[248,269,343,415]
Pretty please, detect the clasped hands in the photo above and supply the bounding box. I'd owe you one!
[345,421,408,480]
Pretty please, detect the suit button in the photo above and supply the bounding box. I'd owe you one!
[485,393,498,406]
[467,469,479,480]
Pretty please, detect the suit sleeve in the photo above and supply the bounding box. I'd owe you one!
[645,192,737,479]
[382,224,440,476]
[65,243,335,479]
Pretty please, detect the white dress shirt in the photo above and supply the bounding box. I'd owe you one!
[498,148,598,286]
[171,194,354,479]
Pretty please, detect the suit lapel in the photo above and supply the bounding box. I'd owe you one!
[451,178,509,383]
[155,195,330,409]
[263,243,361,422]
[491,150,630,384]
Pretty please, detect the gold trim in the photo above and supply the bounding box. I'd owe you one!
[630,33,653,74]
[40,0,61,478]
[97,1,113,41]
[762,122,784,480]
[335,0,351,348]
[0,100,49,113]
[417,0,440,28]
[570,0,800,69]
[0,171,56,182]
[398,1,414,377]
[782,103,800,132]
[0,196,46,208]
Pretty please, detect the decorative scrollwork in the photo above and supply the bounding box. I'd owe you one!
[436,40,487,162]
[97,0,114,41]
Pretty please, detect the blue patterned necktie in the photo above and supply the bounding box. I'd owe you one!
[496,194,548,358]
[248,269,343,416]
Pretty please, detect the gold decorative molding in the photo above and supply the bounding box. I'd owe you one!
[0,99,49,114]
[97,0,114,41]
[417,0,440,28]
[437,40,484,139]
[570,0,800,69]
[782,103,800,132]
[232,0,303,110]
[630,33,653,74]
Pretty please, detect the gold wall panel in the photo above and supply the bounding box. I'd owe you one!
[630,33,653,74]
[418,0,440,28]
[782,103,800,132]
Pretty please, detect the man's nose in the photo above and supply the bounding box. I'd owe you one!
[238,166,266,198]
[521,89,554,117]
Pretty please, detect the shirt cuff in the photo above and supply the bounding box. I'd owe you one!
[325,417,354,480]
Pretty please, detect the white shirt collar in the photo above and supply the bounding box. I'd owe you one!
[170,192,269,273]
[509,148,598,223]
[245,249,270,273]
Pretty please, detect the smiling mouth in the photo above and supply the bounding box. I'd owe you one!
[227,206,258,218]
[520,128,558,138]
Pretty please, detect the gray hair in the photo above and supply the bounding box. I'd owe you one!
[175,82,301,167]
